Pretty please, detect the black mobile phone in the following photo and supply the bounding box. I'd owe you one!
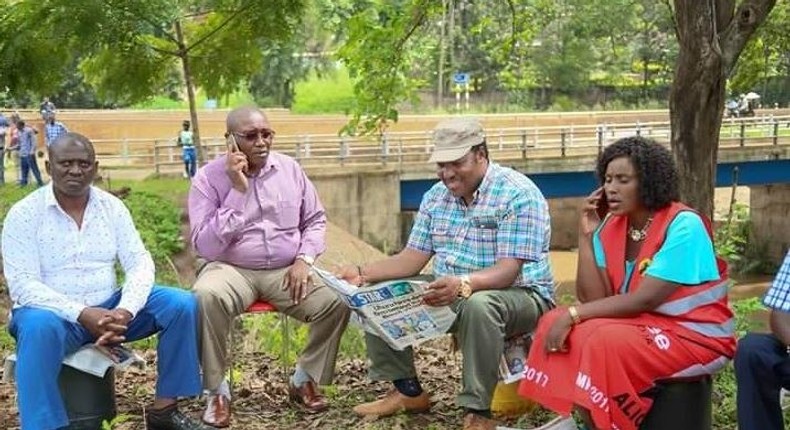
[596,189,609,220]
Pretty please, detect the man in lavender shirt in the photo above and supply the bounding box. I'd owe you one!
[188,106,350,427]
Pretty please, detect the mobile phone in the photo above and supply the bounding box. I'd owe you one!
[596,190,609,220]
[226,133,239,153]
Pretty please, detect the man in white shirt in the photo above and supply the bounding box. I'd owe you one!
[1,133,209,430]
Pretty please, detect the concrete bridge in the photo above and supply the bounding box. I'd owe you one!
[93,113,790,262]
[291,117,790,263]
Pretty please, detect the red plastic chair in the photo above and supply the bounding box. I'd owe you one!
[228,300,291,397]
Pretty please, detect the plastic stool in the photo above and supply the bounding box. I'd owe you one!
[228,300,291,398]
[639,377,712,430]
[59,366,117,430]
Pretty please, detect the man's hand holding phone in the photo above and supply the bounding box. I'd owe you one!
[225,134,249,193]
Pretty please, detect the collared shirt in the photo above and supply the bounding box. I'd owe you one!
[188,151,327,270]
[407,162,555,303]
[45,121,69,146]
[17,127,36,156]
[764,249,790,312]
[1,185,155,323]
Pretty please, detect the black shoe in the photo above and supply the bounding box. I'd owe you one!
[146,403,212,430]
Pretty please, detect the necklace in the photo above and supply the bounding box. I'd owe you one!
[628,217,653,242]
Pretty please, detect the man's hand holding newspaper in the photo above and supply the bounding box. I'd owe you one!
[312,267,457,351]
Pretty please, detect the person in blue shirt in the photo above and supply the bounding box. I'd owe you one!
[16,120,44,187]
[177,120,196,179]
[0,113,8,185]
[735,249,790,430]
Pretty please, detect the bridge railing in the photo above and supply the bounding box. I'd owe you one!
[87,115,790,175]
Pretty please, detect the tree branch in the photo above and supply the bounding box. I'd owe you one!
[100,0,180,46]
[719,0,777,73]
[504,0,518,54]
[140,40,179,57]
[184,1,256,54]
[660,0,680,41]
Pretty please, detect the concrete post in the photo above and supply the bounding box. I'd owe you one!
[154,142,160,175]
[122,139,129,166]
[560,128,567,157]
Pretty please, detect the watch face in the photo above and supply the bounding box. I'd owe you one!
[459,282,472,298]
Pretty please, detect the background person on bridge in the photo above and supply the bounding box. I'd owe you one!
[177,119,196,179]
[0,112,7,185]
[43,112,69,147]
[518,136,736,430]
[337,117,555,430]
[39,96,56,120]
[735,249,790,430]
[188,106,350,428]
[15,119,44,187]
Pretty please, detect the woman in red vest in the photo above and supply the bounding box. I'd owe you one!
[518,136,735,430]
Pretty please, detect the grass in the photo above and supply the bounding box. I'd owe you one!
[131,90,257,110]
[292,69,356,115]
[240,313,368,365]
[719,121,790,140]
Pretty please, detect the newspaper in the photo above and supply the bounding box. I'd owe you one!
[496,416,577,430]
[312,267,457,351]
[499,333,533,384]
[3,344,145,382]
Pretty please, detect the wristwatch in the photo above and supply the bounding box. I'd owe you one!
[296,254,315,266]
[458,275,473,298]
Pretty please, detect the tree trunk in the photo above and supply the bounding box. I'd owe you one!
[670,0,776,218]
[175,20,203,163]
[437,0,447,109]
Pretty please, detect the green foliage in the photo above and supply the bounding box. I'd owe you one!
[0,328,15,356]
[729,1,790,100]
[292,69,356,114]
[0,0,307,110]
[242,313,367,363]
[714,202,775,275]
[715,203,751,269]
[101,413,132,430]
[711,297,765,428]
[336,0,442,134]
[121,190,184,285]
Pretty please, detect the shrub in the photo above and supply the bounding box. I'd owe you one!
[120,190,184,285]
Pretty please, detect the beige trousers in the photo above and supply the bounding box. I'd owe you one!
[193,261,351,390]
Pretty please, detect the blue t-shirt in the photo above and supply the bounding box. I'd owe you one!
[592,211,720,293]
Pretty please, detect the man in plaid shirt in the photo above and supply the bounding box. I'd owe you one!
[338,118,555,430]
[736,249,790,430]
[44,112,68,147]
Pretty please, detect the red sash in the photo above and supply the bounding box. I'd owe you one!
[599,202,735,355]
[518,203,735,430]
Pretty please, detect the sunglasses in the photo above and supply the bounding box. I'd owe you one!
[232,128,275,142]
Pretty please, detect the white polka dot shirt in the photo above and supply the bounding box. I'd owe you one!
[1,184,155,322]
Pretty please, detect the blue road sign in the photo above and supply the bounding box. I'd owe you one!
[453,72,470,85]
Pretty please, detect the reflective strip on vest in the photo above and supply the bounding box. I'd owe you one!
[653,280,731,316]
[670,355,730,378]
[678,318,735,338]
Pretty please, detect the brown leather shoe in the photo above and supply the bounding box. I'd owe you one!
[463,413,497,430]
[201,394,230,428]
[352,389,430,417]
[288,381,329,413]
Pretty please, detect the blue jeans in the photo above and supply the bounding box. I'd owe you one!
[183,146,196,178]
[9,286,202,430]
[19,154,43,186]
[735,332,790,430]
[0,147,5,185]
